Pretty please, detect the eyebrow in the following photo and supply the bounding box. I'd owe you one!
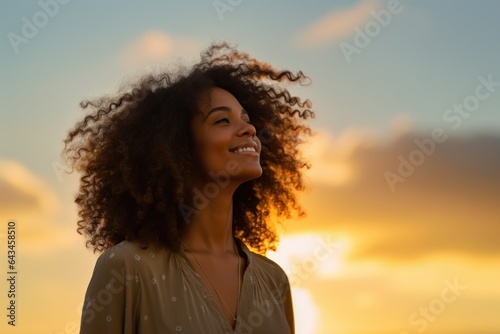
[203,106,248,121]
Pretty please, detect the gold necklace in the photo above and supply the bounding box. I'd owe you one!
[180,239,241,321]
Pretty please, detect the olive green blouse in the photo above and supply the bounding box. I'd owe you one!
[79,239,294,334]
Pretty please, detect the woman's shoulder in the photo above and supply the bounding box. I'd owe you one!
[95,240,171,269]
[239,241,289,284]
[251,252,287,277]
[98,240,146,259]
[87,240,178,289]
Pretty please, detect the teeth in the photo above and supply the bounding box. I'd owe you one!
[232,147,256,153]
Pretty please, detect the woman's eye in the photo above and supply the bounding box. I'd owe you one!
[214,118,252,124]
[215,118,230,124]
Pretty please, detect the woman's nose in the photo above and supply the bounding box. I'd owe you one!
[238,120,256,137]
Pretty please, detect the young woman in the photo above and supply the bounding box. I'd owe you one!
[64,42,315,334]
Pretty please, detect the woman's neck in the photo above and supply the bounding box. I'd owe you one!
[180,189,237,256]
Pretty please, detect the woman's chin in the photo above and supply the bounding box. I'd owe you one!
[234,168,263,183]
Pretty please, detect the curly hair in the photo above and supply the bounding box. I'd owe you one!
[63,42,315,254]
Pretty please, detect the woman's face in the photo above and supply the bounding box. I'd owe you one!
[190,87,262,185]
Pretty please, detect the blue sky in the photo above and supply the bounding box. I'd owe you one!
[2,1,500,179]
[1,1,500,333]
[2,0,500,186]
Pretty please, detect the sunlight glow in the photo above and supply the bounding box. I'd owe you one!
[268,233,350,283]
[292,288,319,334]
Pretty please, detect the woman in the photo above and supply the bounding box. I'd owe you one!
[64,42,315,334]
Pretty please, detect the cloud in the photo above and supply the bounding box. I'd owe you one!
[295,0,382,48]
[0,159,73,251]
[303,126,383,186]
[297,122,500,262]
[119,30,200,67]
[0,159,60,217]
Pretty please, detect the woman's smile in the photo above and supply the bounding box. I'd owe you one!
[229,141,259,156]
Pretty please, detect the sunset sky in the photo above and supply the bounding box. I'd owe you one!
[1,1,499,333]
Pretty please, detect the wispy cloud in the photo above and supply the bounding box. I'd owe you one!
[295,0,382,47]
[0,159,60,216]
[119,30,200,67]
[0,159,73,251]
